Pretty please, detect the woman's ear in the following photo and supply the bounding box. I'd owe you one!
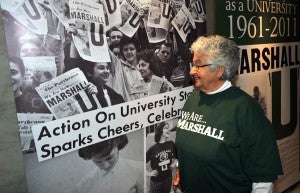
[217,66,225,78]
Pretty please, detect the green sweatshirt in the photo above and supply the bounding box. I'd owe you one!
[175,86,283,193]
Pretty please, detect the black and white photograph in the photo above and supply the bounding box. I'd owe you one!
[0,0,207,192]
[23,129,144,193]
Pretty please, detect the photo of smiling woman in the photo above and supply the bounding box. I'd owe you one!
[78,60,125,110]
[113,36,148,101]
[137,49,175,96]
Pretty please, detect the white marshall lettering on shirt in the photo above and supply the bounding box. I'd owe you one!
[177,119,224,141]
[181,111,206,123]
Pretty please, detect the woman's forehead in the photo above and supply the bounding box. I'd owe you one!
[93,146,118,160]
[193,53,207,62]
[95,62,108,66]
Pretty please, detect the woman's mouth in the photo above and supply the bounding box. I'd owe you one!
[193,76,200,80]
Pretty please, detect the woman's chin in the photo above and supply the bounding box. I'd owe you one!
[193,82,202,90]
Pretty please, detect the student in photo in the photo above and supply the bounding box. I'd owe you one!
[80,60,125,109]
[107,27,123,46]
[110,36,148,101]
[109,41,121,58]
[137,49,175,96]
[69,135,144,193]
[19,33,45,57]
[151,42,176,81]
[19,1,65,75]
[9,57,50,113]
[9,57,25,99]
[146,122,177,193]
[170,53,192,88]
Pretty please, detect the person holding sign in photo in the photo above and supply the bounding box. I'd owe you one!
[79,60,125,110]
[173,35,282,193]
[111,36,148,101]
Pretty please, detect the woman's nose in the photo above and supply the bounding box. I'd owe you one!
[190,66,196,75]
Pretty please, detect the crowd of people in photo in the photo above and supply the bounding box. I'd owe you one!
[4,1,200,116]
[2,1,205,193]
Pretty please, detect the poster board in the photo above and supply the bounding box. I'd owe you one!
[215,0,300,192]
[0,0,207,192]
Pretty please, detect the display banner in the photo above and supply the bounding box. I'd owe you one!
[216,1,300,192]
[216,0,300,44]
[32,86,193,162]
[0,0,206,192]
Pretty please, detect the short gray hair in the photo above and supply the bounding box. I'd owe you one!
[190,35,240,80]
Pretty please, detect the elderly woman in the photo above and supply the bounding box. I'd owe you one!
[173,35,282,193]
[68,135,144,193]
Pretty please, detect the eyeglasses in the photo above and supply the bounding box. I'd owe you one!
[191,61,212,69]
